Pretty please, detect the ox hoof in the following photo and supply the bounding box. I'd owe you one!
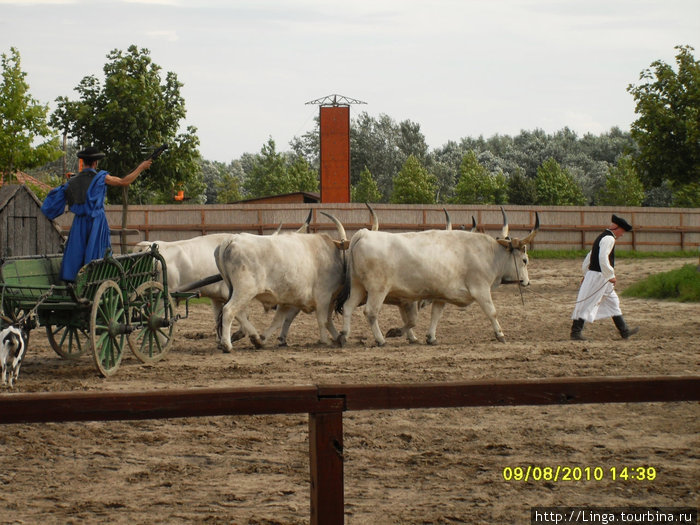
[385,327,403,338]
[231,330,245,343]
[496,334,506,343]
[250,335,264,349]
[336,334,347,347]
[374,340,386,348]
[218,343,232,354]
[277,338,288,348]
[426,336,438,345]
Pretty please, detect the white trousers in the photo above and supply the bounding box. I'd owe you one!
[571,271,622,323]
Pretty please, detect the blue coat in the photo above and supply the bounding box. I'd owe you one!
[41,170,111,282]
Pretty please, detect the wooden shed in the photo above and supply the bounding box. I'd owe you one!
[0,184,65,258]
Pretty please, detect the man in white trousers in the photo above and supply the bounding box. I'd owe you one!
[570,214,639,341]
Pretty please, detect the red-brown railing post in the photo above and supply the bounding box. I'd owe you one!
[309,400,345,525]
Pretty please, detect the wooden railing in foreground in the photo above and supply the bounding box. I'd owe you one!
[1,376,698,525]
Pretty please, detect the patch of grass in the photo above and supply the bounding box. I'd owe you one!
[622,264,700,302]
[530,249,697,260]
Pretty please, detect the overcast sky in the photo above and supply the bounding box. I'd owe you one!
[2,0,698,162]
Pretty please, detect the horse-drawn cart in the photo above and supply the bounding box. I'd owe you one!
[0,246,195,377]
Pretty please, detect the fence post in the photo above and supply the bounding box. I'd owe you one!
[309,399,345,525]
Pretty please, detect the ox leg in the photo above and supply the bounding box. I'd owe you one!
[338,284,366,347]
[364,290,389,347]
[263,306,298,347]
[426,301,446,345]
[220,292,262,352]
[279,307,300,346]
[472,289,505,342]
[400,303,419,344]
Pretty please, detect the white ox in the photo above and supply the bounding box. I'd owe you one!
[337,211,539,346]
[214,213,348,351]
[135,214,312,347]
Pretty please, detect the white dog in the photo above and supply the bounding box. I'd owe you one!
[1,325,27,388]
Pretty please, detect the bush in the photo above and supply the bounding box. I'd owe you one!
[622,264,700,302]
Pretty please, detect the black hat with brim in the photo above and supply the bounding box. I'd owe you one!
[77,146,105,161]
[612,214,633,232]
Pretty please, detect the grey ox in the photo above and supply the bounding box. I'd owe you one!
[215,213,349,352]
[337,210,539,346]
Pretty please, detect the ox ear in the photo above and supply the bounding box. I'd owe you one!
[497,238,512,249]
[334,239,350,250]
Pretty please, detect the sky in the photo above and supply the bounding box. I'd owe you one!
[2,0,699,162]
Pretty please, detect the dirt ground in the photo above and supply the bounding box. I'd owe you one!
[0,257,698,524]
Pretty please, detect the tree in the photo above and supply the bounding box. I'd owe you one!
[351,167,382,203]
[507,168,537,205]
[390,155,436,204]
[627,45,700,188]
[51,45,202,251]
[215,163,244,203]
[452,151,507,204]
[242,138,318,198]
[0,47,62,181]
[597,155,645,206]
[50,45,202,203]
[535,157,586,206]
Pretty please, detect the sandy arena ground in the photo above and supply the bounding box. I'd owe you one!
[0,257,698,524]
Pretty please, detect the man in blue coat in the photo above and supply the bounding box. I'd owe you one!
[41,147,152,282]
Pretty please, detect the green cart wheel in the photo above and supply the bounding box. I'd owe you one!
[128,281,175,364]
[90,280,127,377]
[46,323,89,360]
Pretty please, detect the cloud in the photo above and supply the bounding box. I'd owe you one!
[146,30,179,42]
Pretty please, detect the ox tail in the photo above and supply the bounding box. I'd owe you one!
[334,233,359,314]
[175,274,223,293]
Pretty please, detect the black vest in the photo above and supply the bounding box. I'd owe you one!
[65,168,97,206]
[589,230,615,272]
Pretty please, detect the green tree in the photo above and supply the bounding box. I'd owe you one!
[627,45,700,188]
[535,157,586,205]
[243,137,287,198]
[0,47,62,181]
[452,150,507,204]
[597,155,645,206]
[287,154,319,193]
[507,168,537,205]
[351,167,382,203]
[671,182,700,207]
[50,45,202,204]
[390,155,436,204]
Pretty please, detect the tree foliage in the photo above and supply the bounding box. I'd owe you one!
[597,155,645,206]
[0,47,62,180]
[452,150,507,204]
[242,137,318,199]
[535,157,586,206]
[50,45,202,204]
[390,155,436,204]
[351,167,382,203]
[627,45,700,188]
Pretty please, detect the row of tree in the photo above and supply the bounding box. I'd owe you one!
[2,44,698,207]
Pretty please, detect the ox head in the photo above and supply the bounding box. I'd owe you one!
[495,209,539,286]
[0,322,28,388]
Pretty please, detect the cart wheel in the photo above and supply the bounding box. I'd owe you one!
[90,280,126,377]
[128,281,175,364]
[46,324,89,360]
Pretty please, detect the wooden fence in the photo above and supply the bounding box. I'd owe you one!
[1,375,698,524]
[51,204,700,254]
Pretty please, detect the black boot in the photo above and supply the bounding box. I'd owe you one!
[612,315,639,339]
[570,319,586,340]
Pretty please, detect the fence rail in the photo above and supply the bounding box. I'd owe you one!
[51,204,700,253]
[2,375,698,524]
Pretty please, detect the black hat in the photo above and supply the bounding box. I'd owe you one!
[611,214,632,232]
[77,146,105,161]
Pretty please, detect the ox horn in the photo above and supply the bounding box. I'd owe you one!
[500,207,509,239]
[273,223,283,235]
[443,208,452,231]
[520,211,540,246]
[470,215,477,232]
[366,203,379,231]
[296,209,313,233]
[320,212,350,250]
